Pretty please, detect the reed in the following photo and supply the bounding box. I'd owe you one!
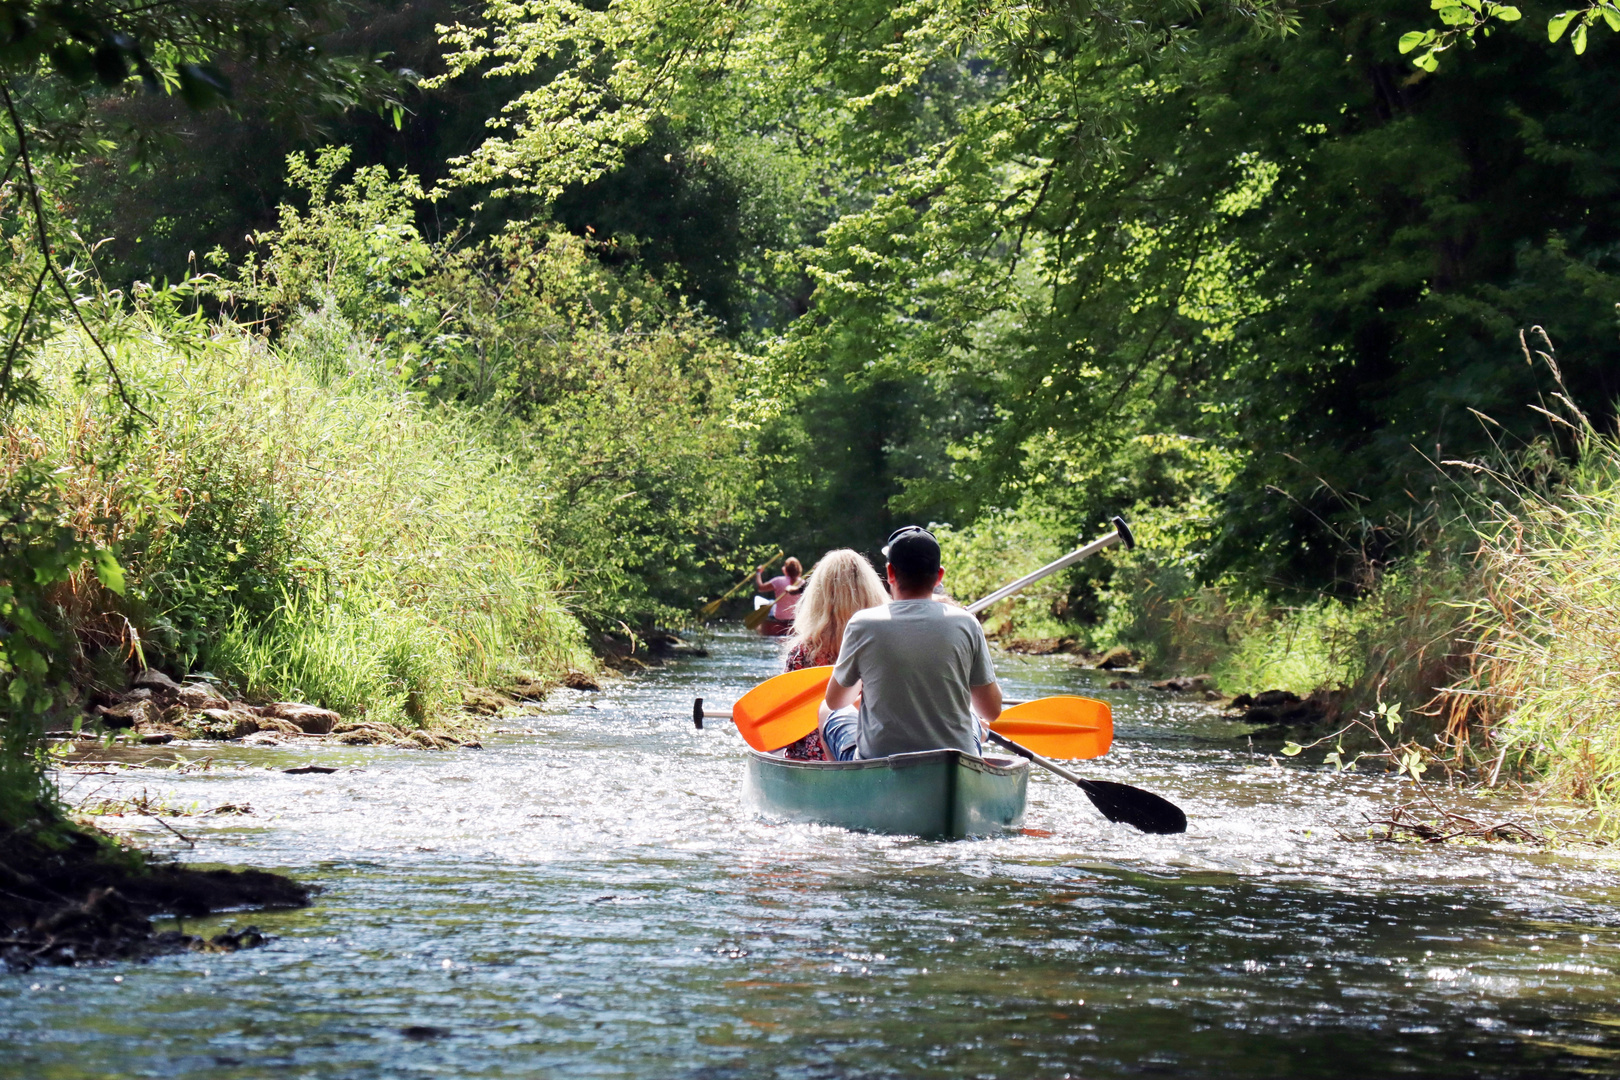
[1459,410,1620,813]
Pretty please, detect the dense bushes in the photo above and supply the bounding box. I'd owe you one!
[220,148,762,630]
[0,146,763,827]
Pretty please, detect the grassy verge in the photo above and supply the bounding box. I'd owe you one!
[1461,402,1620,818]
[6,316,593,730]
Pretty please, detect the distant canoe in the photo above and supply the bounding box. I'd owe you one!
[744,748,1028,839]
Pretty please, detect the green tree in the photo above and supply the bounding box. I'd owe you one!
[441,0,1619,599]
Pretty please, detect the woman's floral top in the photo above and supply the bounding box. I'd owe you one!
[781,640,831,760]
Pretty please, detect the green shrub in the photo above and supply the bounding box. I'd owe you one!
[0,465,125,826]
[932,508,1073,638]
[1095,500,1475,711]
[217,152,763,631]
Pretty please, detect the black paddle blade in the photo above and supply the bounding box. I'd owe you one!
[1075,778,1187,834]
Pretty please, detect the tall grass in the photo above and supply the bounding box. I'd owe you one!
[7,309,590,725]
[1461,396,1620,812]
[211,589,458,725]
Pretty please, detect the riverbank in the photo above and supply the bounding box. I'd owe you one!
[0,821,310,971]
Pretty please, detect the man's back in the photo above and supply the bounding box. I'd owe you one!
[831,599,996,758]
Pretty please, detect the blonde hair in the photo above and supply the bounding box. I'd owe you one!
[785,549,888,666]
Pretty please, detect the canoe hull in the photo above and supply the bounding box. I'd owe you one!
[744,748,1028,839]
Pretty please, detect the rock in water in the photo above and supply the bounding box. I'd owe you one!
[133,669,182,694]
[101,699,159,730]
[178,682,230,710]
[189,709,259,740]
[260,702,341,735]
[1097,646,1138,670]
[1150,674,1216,693]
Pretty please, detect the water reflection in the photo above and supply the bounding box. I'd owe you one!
[5,630,1620,1078]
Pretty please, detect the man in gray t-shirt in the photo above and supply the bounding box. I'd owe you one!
[819,527,1002,759]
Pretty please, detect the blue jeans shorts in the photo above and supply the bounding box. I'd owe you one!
[818,707,986,761]
[819,706,860,761]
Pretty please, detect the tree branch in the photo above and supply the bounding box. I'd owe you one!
[0,266,49,398]
[1,79,151,423]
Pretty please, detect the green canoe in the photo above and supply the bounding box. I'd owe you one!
[743,748,1029,839]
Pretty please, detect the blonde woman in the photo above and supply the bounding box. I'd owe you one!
[779,549,889,760]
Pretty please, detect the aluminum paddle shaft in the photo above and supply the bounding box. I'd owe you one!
[965,515,1135,615]
[984,729,1187,835]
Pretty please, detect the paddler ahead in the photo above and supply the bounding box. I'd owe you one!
[754,556,803,637]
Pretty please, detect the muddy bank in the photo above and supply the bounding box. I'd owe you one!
[0,821,310,971]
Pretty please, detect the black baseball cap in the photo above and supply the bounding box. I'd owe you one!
[882,525,941,578]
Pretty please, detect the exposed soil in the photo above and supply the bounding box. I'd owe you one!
[0,820,311,971]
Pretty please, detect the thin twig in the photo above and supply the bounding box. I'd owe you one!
[140,810,197,848]
[0,265,47,394]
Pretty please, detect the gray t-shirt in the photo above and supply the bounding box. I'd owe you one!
[830,599,998,759]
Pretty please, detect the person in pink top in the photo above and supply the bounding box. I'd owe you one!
[755,556,803,635]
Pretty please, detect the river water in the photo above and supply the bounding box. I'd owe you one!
[6,630,1620,1078]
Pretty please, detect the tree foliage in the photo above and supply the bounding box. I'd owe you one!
[440,0,1619,599]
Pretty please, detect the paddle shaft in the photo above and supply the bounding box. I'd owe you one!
[702,551,783,616]
[697,698,1036,722]
[965,515,1135,615]
[985,729,1094,786]
[984,729,1187,834]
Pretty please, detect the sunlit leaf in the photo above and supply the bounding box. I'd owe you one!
[1282,741,1304,756]
[93,549,126,596]
[1548,10,1576,40]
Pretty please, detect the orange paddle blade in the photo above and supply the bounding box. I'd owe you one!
[732,666,832,751]
[992,696,1113,759]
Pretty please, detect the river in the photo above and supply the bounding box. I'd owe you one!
[5,630,1620,1077]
